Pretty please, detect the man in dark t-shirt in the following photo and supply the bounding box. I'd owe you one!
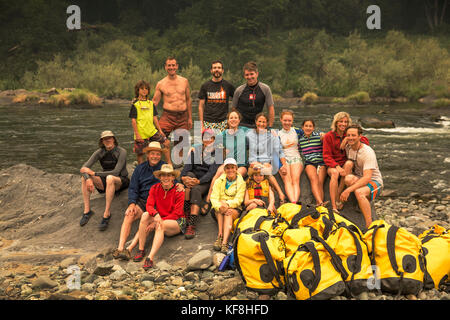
[232,61,275,129]
[198,60,235,132]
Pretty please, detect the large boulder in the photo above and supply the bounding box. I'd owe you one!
[359,117,395,129]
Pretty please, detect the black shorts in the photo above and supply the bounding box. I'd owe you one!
[135,197,147,212]
[96,176,130,194]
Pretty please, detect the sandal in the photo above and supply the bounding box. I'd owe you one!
[279,197,287,206]
[332,208,341,215]
[112,248,122,259]
[143,257,154,270]
[119,249,132,261]
[336,201,344,210]
[200,200,212,216]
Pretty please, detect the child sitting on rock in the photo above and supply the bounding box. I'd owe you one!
[244,164,275,214]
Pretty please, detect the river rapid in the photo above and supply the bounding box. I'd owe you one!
[0,102,449,197]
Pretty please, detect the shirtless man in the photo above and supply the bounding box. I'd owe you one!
[153,57,193,137]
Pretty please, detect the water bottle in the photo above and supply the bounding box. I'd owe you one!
[218,244,234,271]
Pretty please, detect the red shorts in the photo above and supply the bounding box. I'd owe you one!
[159,109,190,137]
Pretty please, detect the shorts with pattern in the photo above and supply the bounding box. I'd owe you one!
[285,155,304,165]
[133,132,167,155]
[203,119,228,133]
[367,180,383,201]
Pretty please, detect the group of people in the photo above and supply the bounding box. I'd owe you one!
[79,57,383,270]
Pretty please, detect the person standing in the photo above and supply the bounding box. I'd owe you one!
[152,56,192,165]
[232,61,275,129]
[340,124,383,228]
[129,80,171,165]
[198,60,235,132]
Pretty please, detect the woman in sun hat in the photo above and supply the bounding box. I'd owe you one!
[133,164,186,270]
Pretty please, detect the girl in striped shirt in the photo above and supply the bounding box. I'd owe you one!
[297,119,327,206]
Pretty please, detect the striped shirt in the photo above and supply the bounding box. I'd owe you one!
[297,130,324,165]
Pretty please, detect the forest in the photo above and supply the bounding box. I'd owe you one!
[1,0,449,99]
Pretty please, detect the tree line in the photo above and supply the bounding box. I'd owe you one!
[1,0,448,99]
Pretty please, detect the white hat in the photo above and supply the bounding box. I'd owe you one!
[223,158,237,167]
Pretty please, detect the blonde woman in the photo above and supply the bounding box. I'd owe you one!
[322,112,369,213]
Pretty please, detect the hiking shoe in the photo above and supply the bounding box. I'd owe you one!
[213,236,223,251]
[79,210,94,226]
[133,250,146,262]
[185,224,196,239]
[143,258,153,270]
[221,243,229,254]
[98,216,111,231]
[119,249,131,261]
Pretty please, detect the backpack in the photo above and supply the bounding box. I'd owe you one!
[284,232,347,300]
[325,224,374,296]
[234,229,286,294]
[363,220,426,295]
[418,225,450,290]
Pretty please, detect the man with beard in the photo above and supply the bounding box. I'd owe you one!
[198,60,235,132]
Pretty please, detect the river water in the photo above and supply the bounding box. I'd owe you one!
[1,102,449,197]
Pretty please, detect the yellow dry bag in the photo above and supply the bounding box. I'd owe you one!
[363,220,426,295]
[419,225,450,290]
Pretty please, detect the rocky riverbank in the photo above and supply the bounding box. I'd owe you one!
[0,169,450,300]
[1,194,449,302]
[0,164,449,301]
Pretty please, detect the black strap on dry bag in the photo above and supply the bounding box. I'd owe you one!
[386,226,407,297]
[369,224,384,266]
[256,231,283,290]
[310,228,349,281]
[302,241,321,296]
